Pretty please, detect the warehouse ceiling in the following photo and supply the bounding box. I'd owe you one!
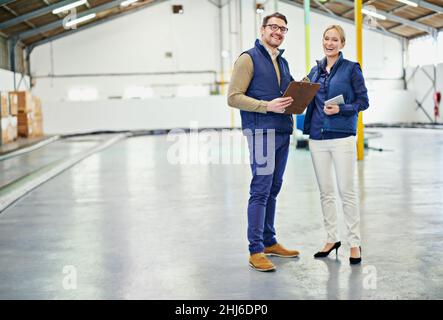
[0,0,167,48]
[0,0,442,50]
[285,0,443,40]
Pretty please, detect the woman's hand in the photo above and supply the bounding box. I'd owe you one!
[323,104,340,115]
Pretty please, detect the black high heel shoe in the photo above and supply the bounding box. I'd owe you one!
[314,241,341,258]
[349,246,362,265]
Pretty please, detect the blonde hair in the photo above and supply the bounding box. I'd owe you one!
[323,25,346,44]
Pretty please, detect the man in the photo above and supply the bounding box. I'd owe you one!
[227,12,300,272]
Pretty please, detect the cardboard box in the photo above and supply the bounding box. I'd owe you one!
[33,124,43,137]
[9,92,18,115]
[1,117,7,144]
[10,91,33,114]
[1,117,15,145]
[32,116,43,137]
[4,93,44,139]
[7,121,15,142]
[18,112,34,137]
[10,116,17,140]
[1,92,9,117]
[33,96,42,117]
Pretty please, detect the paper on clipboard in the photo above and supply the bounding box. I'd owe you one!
[325,94,344,105]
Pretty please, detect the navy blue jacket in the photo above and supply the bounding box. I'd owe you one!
[240,39,294,134]
[303,52,369,135]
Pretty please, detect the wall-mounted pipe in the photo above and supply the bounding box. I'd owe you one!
[219,0,225,95]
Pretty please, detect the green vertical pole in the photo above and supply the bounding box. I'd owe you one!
[304,0,311,75]
[294,0,310,140]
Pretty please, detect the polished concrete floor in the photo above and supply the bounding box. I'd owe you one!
[0,136,103,188]
[0,128,442,299]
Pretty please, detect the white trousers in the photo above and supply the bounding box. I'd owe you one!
[309,136,361,247]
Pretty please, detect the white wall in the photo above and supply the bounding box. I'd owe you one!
[31,0,220,100]
[30,0,417,134]
[41,96,236,134]
[0,68,30,92]
[41,89,415,135]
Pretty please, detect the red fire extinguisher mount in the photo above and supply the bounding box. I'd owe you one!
[434,91,441,119]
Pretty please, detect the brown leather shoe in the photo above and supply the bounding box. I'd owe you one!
[249,253,276,272]
[264,243,300,258]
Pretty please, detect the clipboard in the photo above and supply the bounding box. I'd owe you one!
[282,81,320,114]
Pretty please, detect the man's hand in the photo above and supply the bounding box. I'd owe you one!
[324,104,340,115]
[267,97,293,113]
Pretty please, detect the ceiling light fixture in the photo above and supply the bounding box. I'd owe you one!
[52,0,88,14]
[362,8,387,20]
[65,13,96,28]
[121,0,139,7]
[396,0,418,7]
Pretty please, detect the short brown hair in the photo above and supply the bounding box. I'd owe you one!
[323,25,346,44]
[262,12,287,26]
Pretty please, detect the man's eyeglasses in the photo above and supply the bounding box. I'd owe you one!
[265,24,288,34]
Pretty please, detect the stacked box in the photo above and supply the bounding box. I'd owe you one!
[10,116,18,141]
[33,96,42,115]
[1,92,9,118]
[33,96,43,137]
[33,120,43,137]
[2,92,44,141]
[9,92,18,115]
[10,91,33,113]
[18,111,34,137]
[1,92,10,145]
[1,116,17,145]
[1,117,8,145]
[10,91,38,138]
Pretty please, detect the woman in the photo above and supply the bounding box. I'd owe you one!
[304,25,369,265]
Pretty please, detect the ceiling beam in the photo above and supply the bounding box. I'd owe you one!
[339,0,442,16]
[414,11,442,21]
[365,2,405,31]
[313,0,337,16]
[0,0,81,30]
[408,0,443,14]
[386,11,442,32]
[1,3,39,33]
[388,3,408,14]
[28,0,168,50]
[333,0,438,36]
[0,0,16,6]
[14,0,129,40]
[281,0,405,41]
[340,0,404,16]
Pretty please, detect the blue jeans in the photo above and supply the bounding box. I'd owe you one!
[246,132,290,254]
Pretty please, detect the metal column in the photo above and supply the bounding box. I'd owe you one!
[355,0,364,160]
[8,37,18,90]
